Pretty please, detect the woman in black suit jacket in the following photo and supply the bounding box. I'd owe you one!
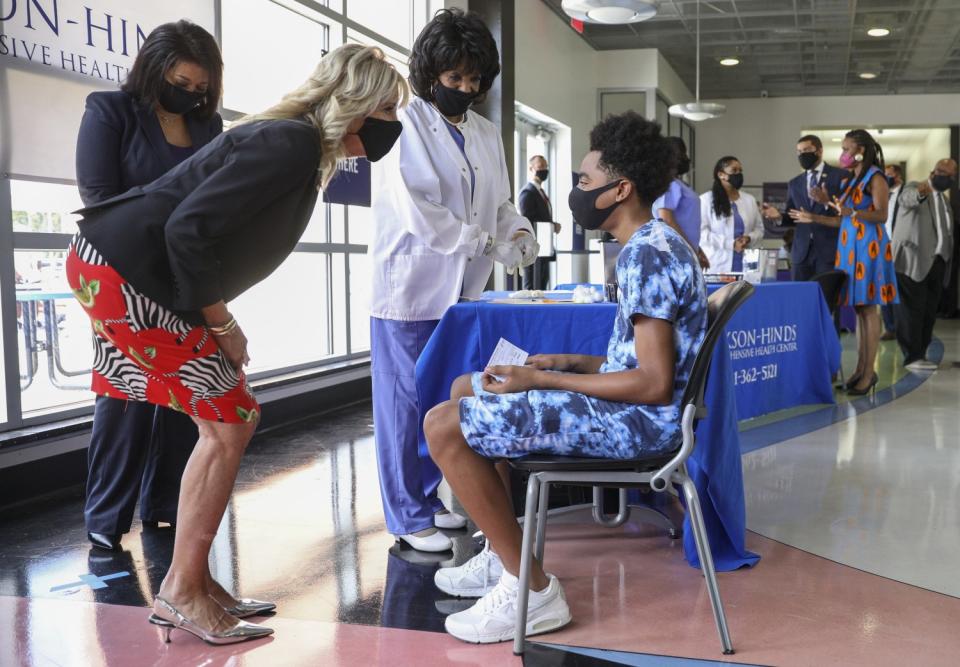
[74,20,223,555]
[68,43,407,645]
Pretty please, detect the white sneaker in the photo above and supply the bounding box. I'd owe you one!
[444,571,571,644]
[435,510,468,530]
[398,530,452,552]
[434,540,503,598]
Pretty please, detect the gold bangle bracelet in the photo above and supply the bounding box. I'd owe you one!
[208,318,237,336]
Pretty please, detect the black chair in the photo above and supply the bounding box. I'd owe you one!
[509,280,755,656]
[811,269,847,317]
[811,269,848,383]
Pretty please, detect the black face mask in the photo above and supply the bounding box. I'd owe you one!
[568,180,622,231]
[726,173,744,190]
[798,152,819,171]
[931,174,955,192]
[433,83,477,117]
[886,175,897,187]
[356,117,403,162]
[158,80,205,115]
[676,157,691,176]
[535,169,549,182]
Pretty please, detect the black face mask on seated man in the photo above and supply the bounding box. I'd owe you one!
[568,180,623,231]
[356,117,403,162]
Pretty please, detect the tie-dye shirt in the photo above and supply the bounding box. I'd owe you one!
[458,219,707,459]
[598,220,707,448]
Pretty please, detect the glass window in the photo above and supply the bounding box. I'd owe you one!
[348,253,371,352]
[222,0,331,114]
[14,250,94,417]
[300,201,330,244]
[346,203,372,247]
[331,253,348,356]
[346,29,410,77]
[229,253,330,374]
[10,181,82,234]
[347,1,414,49]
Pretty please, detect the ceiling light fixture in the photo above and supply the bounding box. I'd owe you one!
[859,71,878,80]
[867,27,890,37]
[719,57,740,66]
[561,0,658,24]
[669,0,726,122]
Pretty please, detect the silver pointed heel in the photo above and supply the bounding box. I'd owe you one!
[225,599,277,618]
[152,596,274,645]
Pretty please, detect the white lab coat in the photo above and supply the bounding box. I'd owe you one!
[369,97,532,321]
[699,190,764,272]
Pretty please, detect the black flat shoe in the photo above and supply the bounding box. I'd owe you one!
[88,532,122,551]
[846,374,878,397]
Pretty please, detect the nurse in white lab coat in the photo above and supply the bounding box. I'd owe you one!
[699,156,764,272]
[369,9,537,552]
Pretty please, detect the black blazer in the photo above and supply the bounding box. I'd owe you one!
[778,163,845,266]
[517,182,552,224]
[76,120,322,323]
[76,90,223,206]
[518,182,554,257]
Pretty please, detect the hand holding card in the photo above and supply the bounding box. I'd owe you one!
[486,338,529,382]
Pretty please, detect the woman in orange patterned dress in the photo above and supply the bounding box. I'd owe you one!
[789,129,896,395]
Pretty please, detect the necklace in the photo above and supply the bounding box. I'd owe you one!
[156,110,177,125]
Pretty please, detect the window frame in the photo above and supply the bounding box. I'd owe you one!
[0,0,427,436]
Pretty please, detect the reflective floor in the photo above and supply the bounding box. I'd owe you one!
[2,324,960,666]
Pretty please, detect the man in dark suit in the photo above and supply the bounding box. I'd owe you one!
[762,135,845,281]
[517,155,560,290]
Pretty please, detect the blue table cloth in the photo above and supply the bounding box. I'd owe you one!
[707,282,841,420]
[531,282,842,422]
[415,296,760,572]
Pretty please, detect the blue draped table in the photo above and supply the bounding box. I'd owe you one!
[554,282,842,420]
[416,294,770,571]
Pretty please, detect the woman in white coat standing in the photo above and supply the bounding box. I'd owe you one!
[369,8,537,552]
[699,156,764,272]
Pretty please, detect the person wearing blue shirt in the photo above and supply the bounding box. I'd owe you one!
[422,112,707,645]
[653,137,709,268]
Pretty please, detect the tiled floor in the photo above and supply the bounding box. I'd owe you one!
[1,325,959,666]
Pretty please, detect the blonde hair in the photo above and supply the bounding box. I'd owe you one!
[236,43,408,188]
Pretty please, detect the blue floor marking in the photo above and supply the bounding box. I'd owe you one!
[739,338,943,455]
[50,571,131,592]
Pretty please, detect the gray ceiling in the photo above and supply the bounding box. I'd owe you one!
[540,0,960,98]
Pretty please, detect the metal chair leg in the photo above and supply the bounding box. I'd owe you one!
[591,487,631,528]
[680,475,734,655]
[534,481,550,563]
[514,472,541,655]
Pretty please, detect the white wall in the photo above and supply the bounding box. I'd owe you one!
[694,94,960,195]
[904,128,951,184]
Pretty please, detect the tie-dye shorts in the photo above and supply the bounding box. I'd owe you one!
[457,372,671,460]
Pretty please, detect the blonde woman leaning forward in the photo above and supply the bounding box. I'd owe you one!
[66,44,407,645]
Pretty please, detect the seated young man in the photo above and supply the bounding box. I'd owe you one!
[423,112,708,644]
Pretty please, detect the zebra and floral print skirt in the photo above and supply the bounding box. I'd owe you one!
[66,234,259,424]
